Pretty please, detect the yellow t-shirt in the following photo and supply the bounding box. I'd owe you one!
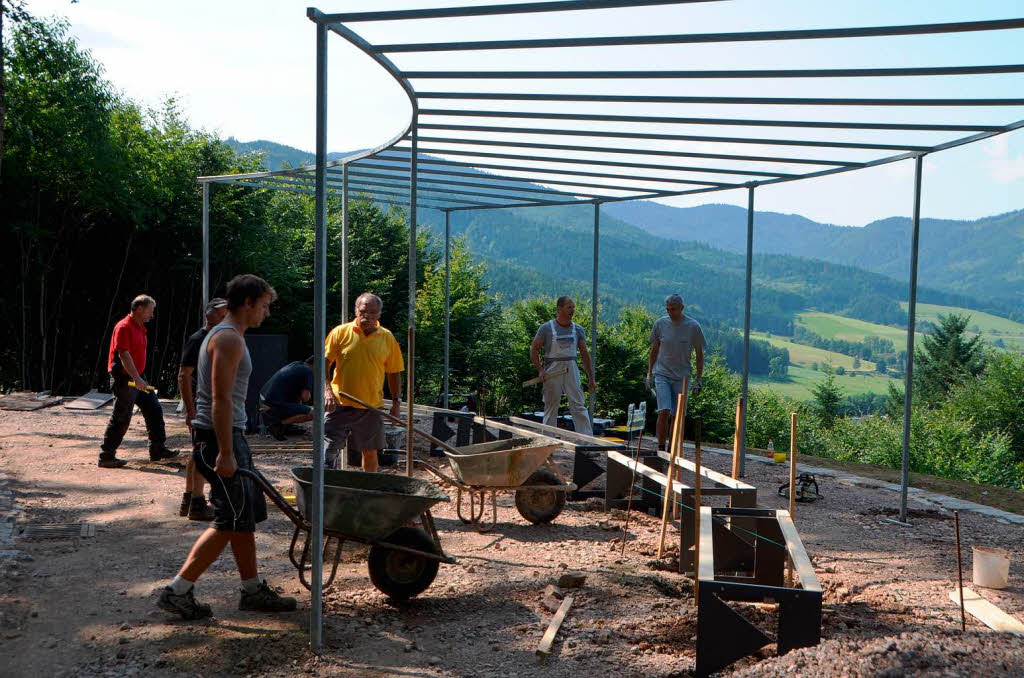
[324,321,405,408]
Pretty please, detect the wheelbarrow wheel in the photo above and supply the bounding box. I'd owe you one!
[368,527,440,601]
[514,469,566,524]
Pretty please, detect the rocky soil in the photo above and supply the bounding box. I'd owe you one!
[0,404,1021,677]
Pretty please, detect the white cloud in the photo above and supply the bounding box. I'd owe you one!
[982,135,1024,185]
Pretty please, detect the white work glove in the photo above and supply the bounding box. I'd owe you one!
[644,375,655,395]
[691,378,703,397]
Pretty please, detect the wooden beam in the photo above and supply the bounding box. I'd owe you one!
[949,588,1024,633]
[776,509,822,593]
[536,594,575,657]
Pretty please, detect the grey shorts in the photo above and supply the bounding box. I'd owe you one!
[654,374,689,414]
[325,406,385,468]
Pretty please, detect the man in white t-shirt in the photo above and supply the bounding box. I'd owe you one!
[529,296,595,436]
[647,294,706,450]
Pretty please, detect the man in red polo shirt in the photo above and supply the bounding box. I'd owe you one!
[99,294,180,468]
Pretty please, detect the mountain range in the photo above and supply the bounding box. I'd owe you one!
[223,138,1023,327]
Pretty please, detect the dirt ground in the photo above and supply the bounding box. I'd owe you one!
[0,403,1022,677]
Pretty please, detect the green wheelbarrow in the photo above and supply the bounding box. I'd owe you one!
[238,466,455,601]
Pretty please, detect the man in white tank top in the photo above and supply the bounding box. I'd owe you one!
[529,296,595,436]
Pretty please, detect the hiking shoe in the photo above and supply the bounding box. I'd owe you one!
[150,448,181,462]
[179,492,192,517]
[98,457,128,469]
[239,580,297,612]
[156,586,212,620]
[187,497,216,522]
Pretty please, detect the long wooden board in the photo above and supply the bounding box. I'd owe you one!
[64,390,114,410]
[949,587,1024,633]
[536,594,574,657]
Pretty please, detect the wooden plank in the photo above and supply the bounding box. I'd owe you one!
[657,450,756,491]
[608,450,691,494]
[64,390,114,410]
[776,510,821,593]
[508,415,622,448]
[536,594,574,657]
[949,588,1024,633]
[698,507,716,582]
[0,392,62,411]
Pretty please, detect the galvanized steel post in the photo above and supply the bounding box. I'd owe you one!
[201,182,210,308]
[738,185,755,477]
[341,164,350,323]
[407,118,419,477]
[900,155,924,525]
[590,201,600,424]
[443,210,451,409]
[309,16,328,651]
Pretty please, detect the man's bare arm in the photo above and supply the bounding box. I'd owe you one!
[695,344,704,380]
[648,340,660,378]
[209,331,243,476]
[529,337,545,378]
[387,372,402,416]
[119,350,146,389]
[578,340,595,385]
[324,360,338,412]
[178,365,196,424]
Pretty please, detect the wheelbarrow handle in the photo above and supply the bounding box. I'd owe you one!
[235,467,307,528]
[335,388,464,457]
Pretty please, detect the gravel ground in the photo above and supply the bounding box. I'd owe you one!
[0,404,1021,677]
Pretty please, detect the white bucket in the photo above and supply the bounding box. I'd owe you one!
[972,546,1010,589]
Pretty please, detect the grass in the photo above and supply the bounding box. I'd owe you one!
[750,364,900,401]
[903,302,1024,335]
[795,311,916,345]
[752,331,876,371]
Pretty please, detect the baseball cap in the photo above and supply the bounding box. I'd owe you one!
[204,297,228,313]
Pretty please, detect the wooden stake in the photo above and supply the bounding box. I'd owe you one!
[657,382,687,559]
[731,397,743,479]
[536,594,574,657]
[954,510,966,632]
[620,426,645,556]
[693,415,702,605]
[788,412,798,520]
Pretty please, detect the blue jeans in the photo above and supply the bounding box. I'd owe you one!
[654,374,687,414]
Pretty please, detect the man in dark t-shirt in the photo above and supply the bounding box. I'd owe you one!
[260,357,314,440]
[176,298,228,520]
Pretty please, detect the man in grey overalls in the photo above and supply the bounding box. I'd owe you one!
[529,296,595,436]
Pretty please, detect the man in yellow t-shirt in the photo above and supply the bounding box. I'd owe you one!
[323,293,404,472]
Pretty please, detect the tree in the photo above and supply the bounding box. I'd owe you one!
[914,313,985,406]
[768,355,787,379]
[811,362,844,425]
[852,356,861,369]
[835,365,846,376]
[1,0,31,176]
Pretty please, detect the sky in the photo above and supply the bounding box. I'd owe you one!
[20,0,1024,226]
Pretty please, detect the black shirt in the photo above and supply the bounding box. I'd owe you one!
[261,362,314,404]
[180,328,209,369]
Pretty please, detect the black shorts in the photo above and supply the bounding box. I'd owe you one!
[193,428,268,532]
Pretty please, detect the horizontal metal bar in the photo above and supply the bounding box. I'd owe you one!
[351,166,606,196]
[365,153,758,184]
[418,122,929,151]
[347,164,660,196]
[418,91,1024,106]
[412,135,861,166]
[348,176,546,202]
[446,195,598,213]
[374,18,1024,52]
[381,146,792,178]
[405,63,1024,79]
[209,178,455,211]
[318,0,714,23]
[419,108,1004,132]
[257,174,503,207]
[345,185,500,207]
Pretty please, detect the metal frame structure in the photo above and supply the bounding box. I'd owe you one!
[193,1,1024,648]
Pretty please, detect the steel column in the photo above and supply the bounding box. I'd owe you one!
[406,118,419,477]
[201,183,210,308]
[738,186,755,477]
[443,210,451,409]
[900,155,924,524]
[589,202,600,424]
[341,164,350,323]
[309,18,328,651]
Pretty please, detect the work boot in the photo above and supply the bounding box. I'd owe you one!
[179,492,192,517]
[98,455,128,469]
[156,586,212,620]
[267,423,287,442]
[150,448,181,462]
[239,580,297,612]
[187,496,216,522]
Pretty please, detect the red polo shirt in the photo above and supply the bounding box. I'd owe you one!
[107,314,148,375]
